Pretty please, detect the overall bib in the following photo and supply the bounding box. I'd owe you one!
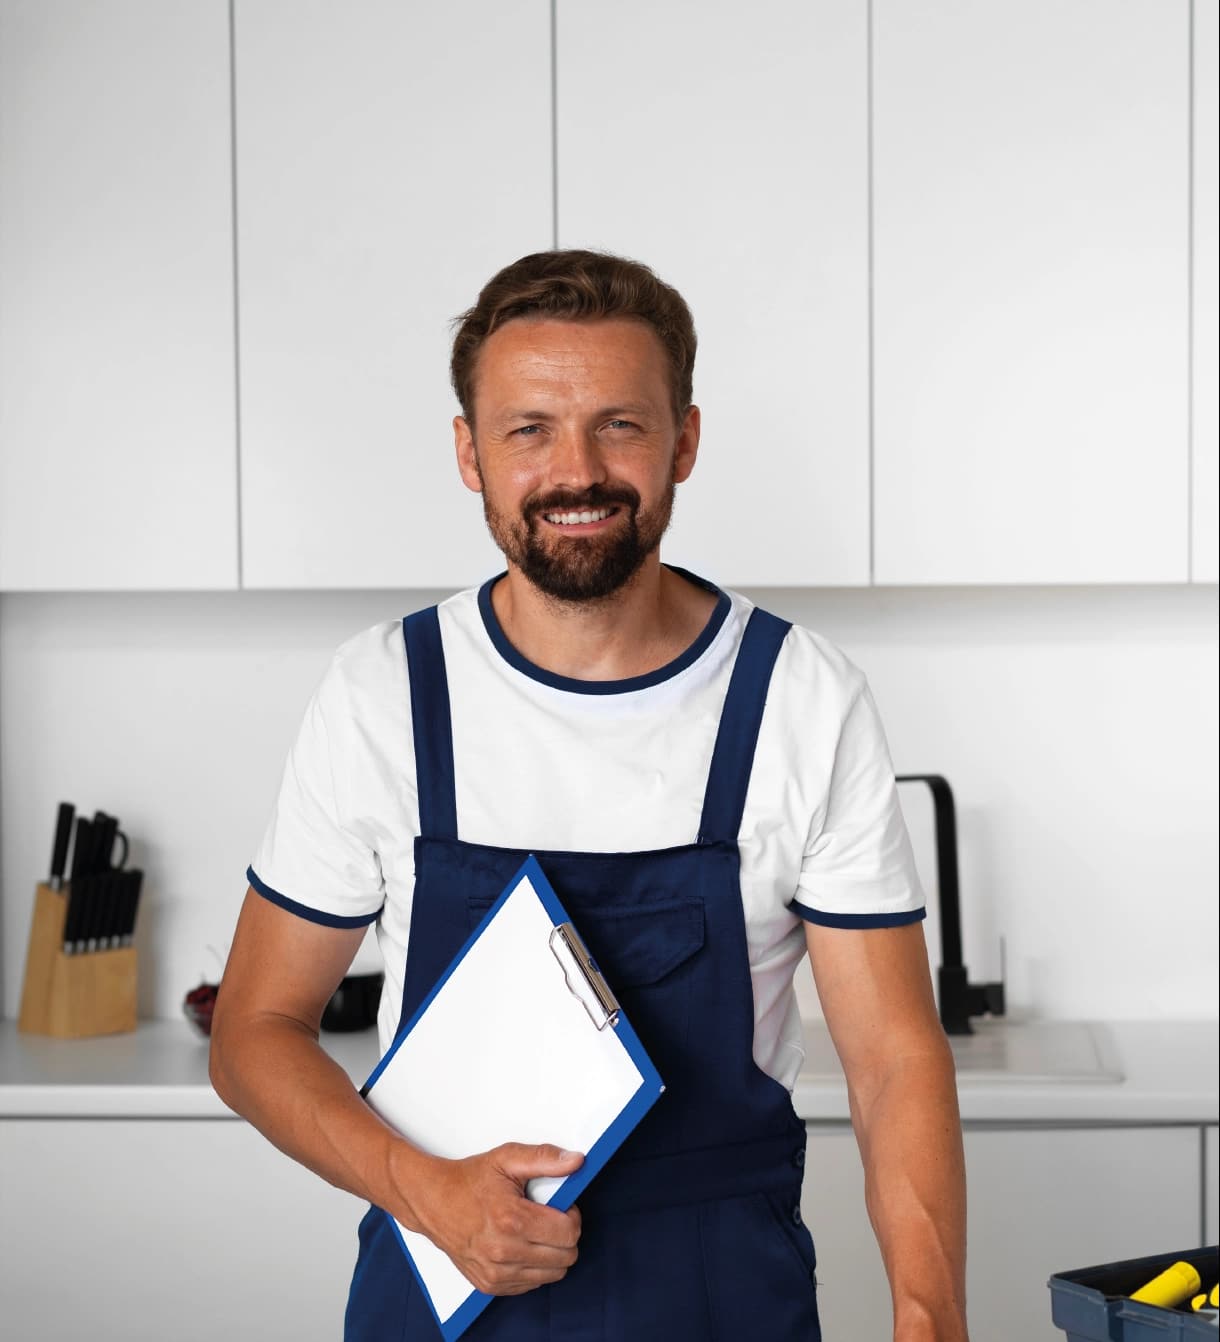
[345,603,821,1341]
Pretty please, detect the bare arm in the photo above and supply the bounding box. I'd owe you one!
[805,921,968,1342]
[210,888,583,1294]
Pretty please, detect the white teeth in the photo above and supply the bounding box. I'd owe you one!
[545,508,612,525]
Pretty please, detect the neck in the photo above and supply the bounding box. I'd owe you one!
[490,555,718,681]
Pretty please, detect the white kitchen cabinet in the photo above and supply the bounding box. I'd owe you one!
[802,1126,891,1339]
[556,0,871,588]
[0,1118,363,1342]
[873,0,1191,585]
[235,0,550,589]
[803,1124,1201,1341]
[0,0,238,591]
[1193,0,1219,583]
[963,1127,1199,1340]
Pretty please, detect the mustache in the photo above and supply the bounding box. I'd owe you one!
[524,485,640,520]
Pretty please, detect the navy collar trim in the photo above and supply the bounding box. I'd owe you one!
[476,567,732,696]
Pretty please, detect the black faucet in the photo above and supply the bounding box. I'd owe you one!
[895,775,1006,1036]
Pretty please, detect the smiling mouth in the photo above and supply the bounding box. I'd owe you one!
[540,506,620,527]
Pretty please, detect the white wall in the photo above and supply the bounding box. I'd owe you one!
[1,582,1216,1023]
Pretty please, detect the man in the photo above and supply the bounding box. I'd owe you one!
[211,250,968,1341]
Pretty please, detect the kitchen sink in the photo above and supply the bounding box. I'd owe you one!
[944,1018,1123,1084]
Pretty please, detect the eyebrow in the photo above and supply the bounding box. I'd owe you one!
[497,404,657,424]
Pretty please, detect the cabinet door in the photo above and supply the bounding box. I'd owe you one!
[805,1124,1200,1342]
[235,0,551,589]
[557,0,870,587]
[965,1126,1199,1341]
[802,1126,892,1340]
[0,0,238,591]
[0,1118,363,1341]
[873,0,1190,585]
[1193,0,1219,582]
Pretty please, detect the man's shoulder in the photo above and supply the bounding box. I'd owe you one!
[327,587,483,679]
[724,590,866,707]
[328,616,407,680]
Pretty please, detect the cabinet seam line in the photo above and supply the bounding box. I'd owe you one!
[867,0,876,587]
[229,0,245,591]
[550,0,559,249]
[1187,0,1195,583]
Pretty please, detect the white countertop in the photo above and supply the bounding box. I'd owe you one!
[0,1017,1215,1124]
[794,1018,1219,1125]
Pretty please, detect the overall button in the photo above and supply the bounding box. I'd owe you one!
[791,1205,803,1227]
[792,1147,805,1168]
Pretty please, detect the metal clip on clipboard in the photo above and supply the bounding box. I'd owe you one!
[548,922,620,1030]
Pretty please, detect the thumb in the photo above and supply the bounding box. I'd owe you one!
[495,1142,585,1182]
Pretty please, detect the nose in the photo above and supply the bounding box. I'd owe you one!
[549,426,607,492]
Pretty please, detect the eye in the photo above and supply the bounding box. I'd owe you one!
[513,423,543,437]
[605,419,636,431]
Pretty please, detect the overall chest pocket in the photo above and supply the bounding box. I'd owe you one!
[466,892,705,1065]
[572,899,705,990]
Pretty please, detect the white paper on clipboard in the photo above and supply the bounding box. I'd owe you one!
[362,858,662,1334]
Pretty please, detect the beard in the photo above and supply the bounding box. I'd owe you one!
[480,478,676,603]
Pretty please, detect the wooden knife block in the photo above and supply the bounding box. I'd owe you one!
[18,883,137,1038]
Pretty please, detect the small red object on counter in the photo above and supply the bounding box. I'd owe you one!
[183,982,218,1037]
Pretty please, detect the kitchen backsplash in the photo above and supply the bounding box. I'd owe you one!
[1,582,1215,1023]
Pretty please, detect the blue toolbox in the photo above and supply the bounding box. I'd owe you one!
[1049,1246,1218,1340]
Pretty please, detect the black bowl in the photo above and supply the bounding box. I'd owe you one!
[321,973,382,1032]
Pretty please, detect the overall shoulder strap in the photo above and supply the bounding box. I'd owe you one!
[698,606,792,845]
[402,607,458,841]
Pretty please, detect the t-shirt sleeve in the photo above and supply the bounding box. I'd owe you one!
[789,682,925,928]
[247,657,385,929]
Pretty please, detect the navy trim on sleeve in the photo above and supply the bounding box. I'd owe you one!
[789,902,927,929]
[247,866,381,929]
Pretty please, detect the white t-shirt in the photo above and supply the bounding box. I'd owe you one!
[249,573,924,1089]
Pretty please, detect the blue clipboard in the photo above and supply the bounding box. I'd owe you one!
[361,854,664,1341]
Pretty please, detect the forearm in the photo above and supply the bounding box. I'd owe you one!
[210,1005,586,1296]
[850,1039,968,1342]
[209,1010,433,1230]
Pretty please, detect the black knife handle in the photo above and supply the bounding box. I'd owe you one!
[67,874,91,954]
[95,872,114,950]
[87,811,112,877]
[117,870,144,946]
[50,802,75,891]
[62,881,79,954]
[79,875,98,953]
[69,818,93,884]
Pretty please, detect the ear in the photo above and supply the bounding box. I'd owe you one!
[454,416,483,494]
[672,405,701,484]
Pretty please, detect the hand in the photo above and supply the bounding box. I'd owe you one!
[408,1142,585,1296]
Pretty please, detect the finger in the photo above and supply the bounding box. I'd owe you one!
[517,1239,580,1271]
[480,1265,574,1297]
[466,1242,579,1297]
[518,1202,582,1250]
[496,1143,585,1181]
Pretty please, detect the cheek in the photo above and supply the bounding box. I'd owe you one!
[481,459,543,509]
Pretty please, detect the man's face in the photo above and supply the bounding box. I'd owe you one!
[454,317,699,602]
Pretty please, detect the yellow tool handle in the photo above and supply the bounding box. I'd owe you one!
[1130,1261,1202,1308]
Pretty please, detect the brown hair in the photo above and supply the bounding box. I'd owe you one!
[451,250,697,425]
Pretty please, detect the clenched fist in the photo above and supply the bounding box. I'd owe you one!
[406,1142,585,1296]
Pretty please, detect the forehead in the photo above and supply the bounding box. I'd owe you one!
[471,317,671,413]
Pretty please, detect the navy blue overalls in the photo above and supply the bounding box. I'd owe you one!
[345,601,821,1341]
